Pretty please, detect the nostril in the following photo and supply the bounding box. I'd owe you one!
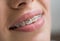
[14,2,27,9]
[18,2,26,7]
[8,2,27,10]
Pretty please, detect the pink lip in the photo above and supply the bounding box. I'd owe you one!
[12,10,44,32]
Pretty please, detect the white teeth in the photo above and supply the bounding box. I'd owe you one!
[31,15,40,22]
[25,19,33,25]
[15,24,20,27]
[19,21,26,26]
[15,21,25,27]
[15,14,41,27]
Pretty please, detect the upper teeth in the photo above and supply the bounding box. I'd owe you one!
[15,14,42,27]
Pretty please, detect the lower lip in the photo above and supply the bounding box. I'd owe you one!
[16,17,44,32]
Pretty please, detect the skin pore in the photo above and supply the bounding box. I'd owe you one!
[0,0,51,41]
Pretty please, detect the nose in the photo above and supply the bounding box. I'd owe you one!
[7,0,34,9]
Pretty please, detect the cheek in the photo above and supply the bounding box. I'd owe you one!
[42,0,50,7]
[38,0,50,8]
[43,0,50,5]
[41,0,50,3]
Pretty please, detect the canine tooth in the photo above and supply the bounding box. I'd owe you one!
[25,19,32,25]
[15,24,20,27]
[19,21,25,26]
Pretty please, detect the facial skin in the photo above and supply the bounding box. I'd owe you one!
[0,0,51,41]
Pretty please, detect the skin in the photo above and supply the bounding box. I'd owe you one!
[0,0,51,41]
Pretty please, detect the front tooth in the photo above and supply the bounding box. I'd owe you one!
[31,16,38,22]
[31,15,41,22]
[25,15,40,25]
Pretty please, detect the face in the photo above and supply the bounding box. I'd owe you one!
[0,0,51,41]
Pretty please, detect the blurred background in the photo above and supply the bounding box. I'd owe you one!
[51,0,60,41]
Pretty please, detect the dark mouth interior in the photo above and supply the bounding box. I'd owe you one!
[9,26,17,30]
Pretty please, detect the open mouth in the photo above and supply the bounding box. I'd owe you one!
[9,10,44,32]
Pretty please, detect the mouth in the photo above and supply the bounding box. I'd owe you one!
[9,10,44,32]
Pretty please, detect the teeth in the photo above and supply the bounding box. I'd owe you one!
[15,21,25,27]
[31,15,40,22]
[15,24,20,27]
[15,14,41,27]
[19,21,26,26]
[25,19,33,25]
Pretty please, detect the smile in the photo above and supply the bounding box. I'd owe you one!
[9,10,44,32]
